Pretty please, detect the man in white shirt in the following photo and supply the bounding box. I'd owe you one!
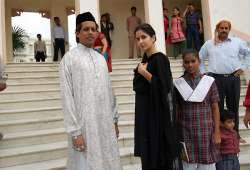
[34,34,46,62]
[52,17,67,61]
[59,12,121,170]
[199,20,250,143]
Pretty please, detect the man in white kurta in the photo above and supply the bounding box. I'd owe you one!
[59,12,121,170]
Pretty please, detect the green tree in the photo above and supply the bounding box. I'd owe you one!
[12,26,28,56]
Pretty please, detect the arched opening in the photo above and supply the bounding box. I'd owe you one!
[11,12,51,62]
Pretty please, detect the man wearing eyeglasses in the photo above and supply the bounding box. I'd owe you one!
[199,20,250,143]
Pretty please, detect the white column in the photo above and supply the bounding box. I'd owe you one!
[0,0,6,63]
[144,0,166,54]
[75,0,100,25]
[201,0,213,40]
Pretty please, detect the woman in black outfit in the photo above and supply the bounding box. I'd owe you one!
[133,23,181,170]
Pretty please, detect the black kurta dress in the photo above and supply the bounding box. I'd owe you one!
[133,52,180,170]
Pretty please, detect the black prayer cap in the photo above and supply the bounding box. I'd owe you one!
[76,12,96,26]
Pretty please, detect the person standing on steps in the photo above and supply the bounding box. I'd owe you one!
[169,7,186,59]
[34,34,47,62]
[127,6,142,59]
[133,23,180,170]
[59,12,121,170]
[183,3,203,50]
[174,49,221,170]
[52,17,68,61]
[199,20,250,143]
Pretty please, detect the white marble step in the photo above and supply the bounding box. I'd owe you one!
[0,107,62,121]
[0,128,67,149]
[2,136,250,169]
[0,116,64,133]
[0,91,134,103]
[239,137,250,154]
[6,66,59,72]
[0,103,247,132]
[240,153,250,170]
[0,113,134,133]
[1,82,248,98]
[6,71,59,78]
[0,97,61,110]
[0,85,246,103]
[112,59,140,62]
[5,61,184,72]
[7,76,60,84]
[1,95,249,115]
[1,126,134,150]
[6,75,246,87]
[118,120,134,134]
[6,70,184,80]
[0,141,67,168]
[0,89,60,100]
[6,63,59,67]
[0,100,134,120]
[4,83,59,92]
[3,153,247,170]
[119,147,140,166]
[4,143,249,170]
[2,84,134,95]
[123,164,141,170]
[0,95,135,111]
[5,63,185,73]
[0,158,67,170]
[0,141,138,168]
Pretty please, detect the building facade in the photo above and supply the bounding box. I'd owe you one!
[0,0,250,63]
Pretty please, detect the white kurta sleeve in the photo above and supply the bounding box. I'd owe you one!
[108,77,119,124]
[59,57,81,136]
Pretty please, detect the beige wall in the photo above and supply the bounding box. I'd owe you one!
[100,0,145,59]
[5,1,12,62]
[207,0,250,38]
[0,0,6,63]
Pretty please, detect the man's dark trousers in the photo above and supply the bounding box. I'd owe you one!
[210,73,240,133]
[186,25,201,50]
[35,51,46,62]
[53,38,65,61]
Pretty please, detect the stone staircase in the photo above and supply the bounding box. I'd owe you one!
[0,59,249,170]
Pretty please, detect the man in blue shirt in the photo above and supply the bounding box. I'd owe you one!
[183,3,203,50]
[199,20,250,142]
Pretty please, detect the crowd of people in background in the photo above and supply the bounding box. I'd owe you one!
[164,3,203,58]
[33,3,204,65]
